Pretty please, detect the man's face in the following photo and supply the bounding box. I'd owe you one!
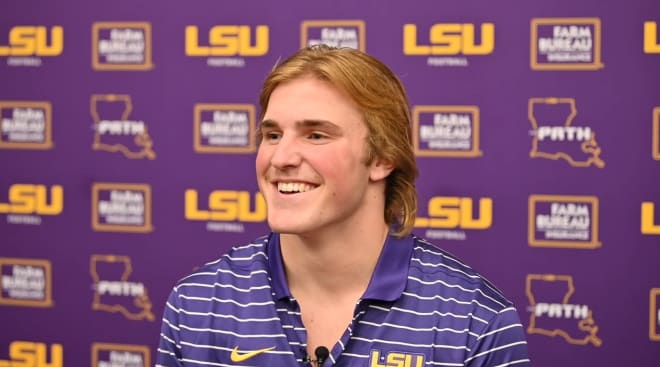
[256,76,388,236]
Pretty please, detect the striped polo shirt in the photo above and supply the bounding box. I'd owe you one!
[156,232,531,367]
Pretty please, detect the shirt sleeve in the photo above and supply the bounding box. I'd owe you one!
[155,286,183,367]
[464,306,531,367]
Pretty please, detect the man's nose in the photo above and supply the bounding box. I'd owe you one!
[270,135,302,168]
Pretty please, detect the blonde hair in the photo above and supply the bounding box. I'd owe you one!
[258,45,418,237]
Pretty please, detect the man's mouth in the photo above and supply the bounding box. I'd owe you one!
[277,182,317,194]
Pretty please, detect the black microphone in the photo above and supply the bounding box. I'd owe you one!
[314,346,329,367]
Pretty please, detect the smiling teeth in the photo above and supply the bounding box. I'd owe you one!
[278,182,313,193]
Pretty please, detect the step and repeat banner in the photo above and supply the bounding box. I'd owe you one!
[1,0,659,366]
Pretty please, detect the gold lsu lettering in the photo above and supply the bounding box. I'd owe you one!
[644,21,660,54]
[185,190,266,222]
[185,25,269,56]
[0,26,63,56]
[370,351,424,367]
[0,184,63,215]
[641,202,660,235]
[415,197,493,229]
[0,341,63,367]
[403,23,494,55]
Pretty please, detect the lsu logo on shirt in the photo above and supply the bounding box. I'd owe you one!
[92,343,150,367]
[300,20,366,51]
[641,201,660,235]
[0,25,63,67]
[403,22,494,67]
[0,341,63,367]
[90,254,155,321]
[0,258,52,308]
[644,21,660,54]
[650,288,660,341]
[0,184,63,225]
[92,22,153,70]
[369,350,424,367]
[91,94,156,159]
[185,25,269,67]
[91,183,153,233]
[528,195,600,249]
[185,189,266,233]
[0,101,53,150]
[528,97,605,168]
[414,196,492,241]
[653,107,660,160]
[530,18,603,70]
[193,103,256,153]
[412,105,482,158]
[526,274,602,346]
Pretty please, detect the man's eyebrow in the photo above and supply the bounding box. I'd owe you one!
[259,119,342,134]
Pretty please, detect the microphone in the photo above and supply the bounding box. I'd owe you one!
[314,346,329,366]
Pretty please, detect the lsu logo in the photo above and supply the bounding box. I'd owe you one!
[415,197,492,241]
[0,341,63,367]
[651,288,660,341]
[92,22,153,71]
[92,343,150,367]
[641,202,660,235]
[530,18,603,70]
[185,190,266,222]
[0,26,63,56]
[412,105,482,157]
[300,20,366,51]
[0,258,53,307]
[193,103,256,153]
[185,25,269,56]
[369,350,424,367]
[0,184,63,215]
[0,101,53,150]
[644,21,660,54]
[528,195,600,249]
[403,23,495,55]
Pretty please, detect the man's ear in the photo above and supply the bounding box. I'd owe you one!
[369,159,394,182]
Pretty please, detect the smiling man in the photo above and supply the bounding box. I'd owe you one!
[156,45,531,367]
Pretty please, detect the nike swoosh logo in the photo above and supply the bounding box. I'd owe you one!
[230,346,275,362]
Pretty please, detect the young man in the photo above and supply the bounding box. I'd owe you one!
[156,45,531,367]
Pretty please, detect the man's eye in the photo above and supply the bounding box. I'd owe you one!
[264,132,281,141]
[308,132,326,140]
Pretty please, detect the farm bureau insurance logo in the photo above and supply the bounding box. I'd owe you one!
[528,97,605,168]
[526,274,602,346]
[0,183,63,226]
[0,258,52,307]
[0,341,63,366]
[653,107,660,160]
[414,196,492,241]
[300,20,365,51]
[92,22,153,71]
[92,343,150,367]
[403,22,494,67]
[90,254,155,321]
[185,24,269,67]
[651,288,660,341]
[528,195,600,249]
[412,105,482,157]
[531,18,603,70]
[194,103,256,153]
[644,21,660,54]
[0,101,53,150]
[91,94,156,159]
[185,188,266,233]
[0,25,63,67]
[642,201,660,235]
[91,183,152,233]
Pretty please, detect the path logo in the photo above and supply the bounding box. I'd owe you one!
[412,105,482,157]
[526,274,602,346]
[0,101,52,149]
[194,104,256,153]
[415,196,492,241]
[0,25,63,67]
[653,107,660,160]
[644,21,660,54]
[185,189,266,233]
[0,183,63,226]
[641,201,660,235]
[650,288,660,341]
[0,341,63,367]
[92,183,153,233]
[528,97,605,168]
[91,94,156,159]
[185,25,269,67]
[90,254,155,321]
[92,343,150,367]
[531,18,603,70]
[301,20,366,51]
[0,258,52,307]
[528,195,600,249]
[403,22,494,67]
[92,22,153,71]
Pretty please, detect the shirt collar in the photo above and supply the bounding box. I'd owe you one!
[268,232,413,302]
